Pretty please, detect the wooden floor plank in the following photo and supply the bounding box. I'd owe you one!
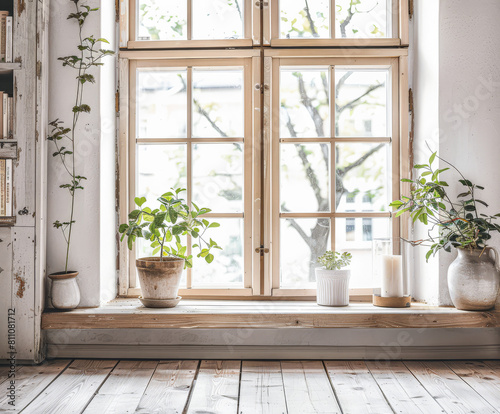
[186,360,240,414]
[405,361,499,414]
[0,360,71,413]
[281,360,341,414]
[21,359,117,414]
[324,361,393,414]
[446,361,500,410]
[0,366,11,386]
[136,360,198,414]
[239,361,287,414]
[83,360,158,414]
[366,361,445,414]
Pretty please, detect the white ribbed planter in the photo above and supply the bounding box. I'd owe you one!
[315,268,350,307]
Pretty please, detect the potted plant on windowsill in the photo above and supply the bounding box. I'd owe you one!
[315,251,352,307]
[119,188,222,308]
[390,151,500,310]
[47,2,114,310]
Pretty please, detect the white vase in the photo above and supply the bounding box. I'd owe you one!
[315,268,350,306]
[448,247,500,310]
[48,271,80,310]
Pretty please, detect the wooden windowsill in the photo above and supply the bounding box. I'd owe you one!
[41,299,500,330]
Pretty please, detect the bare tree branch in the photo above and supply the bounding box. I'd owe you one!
[339,0,379,38]
[335,71,354,101]
[193,99,229,138]
[283,108,327,209]
[339,2,355,38]
[234,0,242,21]
[338,143,385,177]
[282,206,311,244]
[303,0,319,37]
[296,73,325,137]
[337,83,384,114]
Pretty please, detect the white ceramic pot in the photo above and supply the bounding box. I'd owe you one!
[315,268,350,306]
[448,247,500,310]
[48,271,80,310]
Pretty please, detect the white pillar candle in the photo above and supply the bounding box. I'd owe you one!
[381,255,403,297]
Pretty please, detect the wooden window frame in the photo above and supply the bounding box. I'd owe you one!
[120,0,409,48]
[119,50,262,298]
[267,0,409,47]
[265,51,407,297]
[124,0,257,49]
[118,2,410,300]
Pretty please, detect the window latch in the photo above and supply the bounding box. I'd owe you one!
[255,1,269,8]
[255,246,270,254]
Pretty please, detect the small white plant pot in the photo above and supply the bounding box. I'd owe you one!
[48,271,81,310]
[315,268,350,307]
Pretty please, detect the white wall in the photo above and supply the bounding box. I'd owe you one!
[47,1,116,307]
[100,0,119,303]
[412,0,500,305]
[411,0,441,303]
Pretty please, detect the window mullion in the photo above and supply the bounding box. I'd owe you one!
[187,0,192,41]
[186,66,193,289]
[330,65,336,252]
[330,0,335,39]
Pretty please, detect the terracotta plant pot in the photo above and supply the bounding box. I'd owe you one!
[48,271,80,310]
[448,247,500,310]
[136,257,184,308]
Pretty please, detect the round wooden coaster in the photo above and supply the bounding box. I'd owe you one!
[373,295,412,308]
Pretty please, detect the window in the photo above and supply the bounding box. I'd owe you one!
[119,0,409,298]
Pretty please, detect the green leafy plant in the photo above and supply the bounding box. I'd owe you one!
[317,251,352,270]
[390,151,500,261]
[119,188,222,268]
[47,1,115,273]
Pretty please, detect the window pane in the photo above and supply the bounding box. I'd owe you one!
[335,217,391,288]
[192,218,244,287]
[335,70,388,137]
[335,143,390,212]
[192,143,244,213]
[137,0,187,41]
[137,144,187,202]
[280,218,330,288]
[280,68,330,138]
[192,68,244,138]
[335,0,389,39]
[137,69,187,138]
[280,0,330,38]
[281,143,330,213]
[192,0,244,39]
[136,144,187,288]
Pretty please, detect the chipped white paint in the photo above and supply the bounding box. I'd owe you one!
[0,0,49,363]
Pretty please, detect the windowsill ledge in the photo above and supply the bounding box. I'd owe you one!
[41,299,500,330]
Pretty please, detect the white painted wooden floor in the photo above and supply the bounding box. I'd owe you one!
[1,359,499,413]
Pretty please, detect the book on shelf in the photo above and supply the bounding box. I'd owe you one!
[0,11,12,63]
[5,16,12,63]
[0,91,13,139]
[0,158,12,217]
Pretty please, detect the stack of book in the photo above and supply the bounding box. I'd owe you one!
[0,91,13,139]
[0,158,12,216]
[0,11,12,62]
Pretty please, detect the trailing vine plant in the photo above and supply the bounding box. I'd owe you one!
[47,1,114,272]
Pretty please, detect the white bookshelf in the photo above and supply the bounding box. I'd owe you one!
[0,0,49,363]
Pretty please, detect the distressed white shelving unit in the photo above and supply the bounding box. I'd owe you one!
[0,0,49,363]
